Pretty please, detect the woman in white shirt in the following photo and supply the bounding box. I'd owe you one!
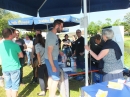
[24,35,33,66]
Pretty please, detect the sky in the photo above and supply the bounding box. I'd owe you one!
[10,8,130,32]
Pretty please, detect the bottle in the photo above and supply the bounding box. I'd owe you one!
[66,57,71,67]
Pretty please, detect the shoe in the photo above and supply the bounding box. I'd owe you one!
[37,92,45,96]
[20,82,25,85]
[30,80,37,84]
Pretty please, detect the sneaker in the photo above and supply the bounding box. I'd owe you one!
[37,91,45,96]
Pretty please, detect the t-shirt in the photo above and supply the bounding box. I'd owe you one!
[24,39,33,52]
[71,40,76,54]
[15,38,26,55]
[45,32,59,60]
[35,43,45,64]
[75,36,84,56]
[0,40,21,72]
[88,36,104,55]
[0,39,4,65]
[62,39,71,49]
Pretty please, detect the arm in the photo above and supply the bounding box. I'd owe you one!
[36,53,41,67]
[22,40,27,49]
[32,46,35,55]
[85,45,109,60]
[48,46,57,72]
[67,40,71,46]
[23,44,27,49]
[89,49,109,60]
[35,45,42,67]
[18,52,23,58]
[16,44,23,58]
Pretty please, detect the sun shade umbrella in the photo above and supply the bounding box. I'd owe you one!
[0,0,129,17]
[8,15,80,30]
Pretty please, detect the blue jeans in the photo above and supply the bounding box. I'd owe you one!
[62,47,71,56]
[26,51,31,65]
[76,56,85,69]
[3,69,20,91]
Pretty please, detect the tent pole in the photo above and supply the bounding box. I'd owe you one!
[37,0,47,17]
[46,24,49,32]
[83,0,88,86]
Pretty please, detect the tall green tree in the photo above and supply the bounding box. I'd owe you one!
[124,12,130,24]
[0,8,20,36]
[87,22,100,35]
[113,19,121,26]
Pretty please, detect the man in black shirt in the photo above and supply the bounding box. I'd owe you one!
[15,30,27,84]
[74,29,85,69]
[88,34,104,69]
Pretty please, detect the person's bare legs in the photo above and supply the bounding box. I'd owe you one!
[11,90,18,97]
[49,79,59,97]
[48,77,52,90]
[6,90,11,97]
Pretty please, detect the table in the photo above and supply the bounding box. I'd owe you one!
[58,66,99,97]
[81,79,130,97]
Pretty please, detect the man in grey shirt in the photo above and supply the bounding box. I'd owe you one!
[45,19,63,97]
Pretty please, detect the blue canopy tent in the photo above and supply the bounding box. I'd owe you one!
[4,0,130,86]
[8,15,80,30]
[0,0,129,17]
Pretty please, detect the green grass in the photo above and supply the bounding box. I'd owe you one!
[124,36,130,68]
[124,40,130,48]
[0,66,84,97]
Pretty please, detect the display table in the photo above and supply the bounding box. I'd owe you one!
[58,66,99,97]
[81,79,130,97]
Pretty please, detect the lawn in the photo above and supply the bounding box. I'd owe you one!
[124,36,130,68]
[0,36,130,97]
[0,66,84,97]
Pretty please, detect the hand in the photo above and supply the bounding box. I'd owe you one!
[52,66,57,72]
[38,63,41,67]
[32,55,35,58]
[85,45,90,51]
[72,53,75,57]
[79,52,84,56]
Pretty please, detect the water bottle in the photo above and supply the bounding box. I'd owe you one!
[66,57,71,67]
[127,77,130,82]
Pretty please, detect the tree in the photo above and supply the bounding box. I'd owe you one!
[124,12,130,24]
[113,19,121,26]
[0,8,20,36]
[87,22,100,35]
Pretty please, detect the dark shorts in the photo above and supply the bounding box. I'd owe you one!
[45,59,60,81]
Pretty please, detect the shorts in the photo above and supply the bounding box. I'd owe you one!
[45,59,60,81]
[3,69,20,91]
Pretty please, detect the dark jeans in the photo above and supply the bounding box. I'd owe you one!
[62,47,71,57]
[76,56,85,69]
[37,64,48,91]
[19,58,24,83]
